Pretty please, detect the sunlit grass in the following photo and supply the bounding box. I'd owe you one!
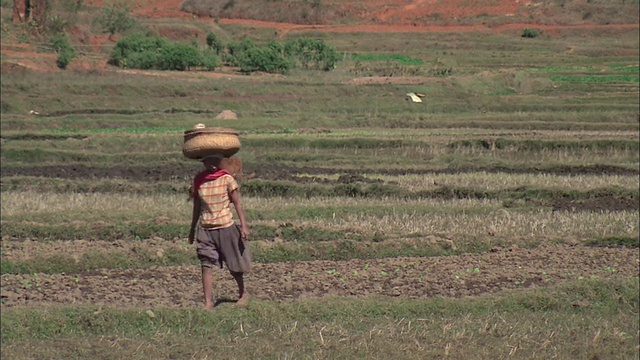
[1,279,638,359]
[0,190,629,217]
[372,172,640,192]
[2,192,637,243]
[329,209,638,241]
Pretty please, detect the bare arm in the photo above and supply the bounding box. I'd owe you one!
[229,189,249,240]
[188,197,201,244]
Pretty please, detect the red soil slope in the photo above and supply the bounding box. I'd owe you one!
[83,0,638,32]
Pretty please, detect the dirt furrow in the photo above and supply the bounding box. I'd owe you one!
[1,244,637,308]
[1,163,637,182]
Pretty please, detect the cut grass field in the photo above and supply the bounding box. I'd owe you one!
[1,1,639,358]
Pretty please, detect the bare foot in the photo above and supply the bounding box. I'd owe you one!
[236,293,249,306]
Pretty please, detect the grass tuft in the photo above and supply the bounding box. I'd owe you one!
[585,236,639,248]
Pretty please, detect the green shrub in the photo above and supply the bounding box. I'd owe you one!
[284,38,340,71]
[205,31,225,55]
[228,37,340,72]
[108,34,336,74]
[56,50,74,69]
[108,33,219,71]
[108,33,168,68]
[238,46,291,74]
[51,33,76,69]
[201,50,221,70]
[126,51,160,70]
[157,42,203,71]
[51,33,71,53]
[522,28,540,38]
[266,40,285,59]
[225,38,256,66]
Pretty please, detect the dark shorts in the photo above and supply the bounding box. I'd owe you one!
[196,224,251,273]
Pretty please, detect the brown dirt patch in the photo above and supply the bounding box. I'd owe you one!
[551,196,640,213]
[0,163,201,182]
[113,68,281,82]
[369,0,521,24]
[0,48,59,72]
[0,44,109,73]
[1,244,637,307]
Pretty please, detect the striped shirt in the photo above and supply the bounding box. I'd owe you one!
[197,174,239,229]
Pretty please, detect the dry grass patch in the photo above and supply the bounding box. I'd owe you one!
[2,193,637,244]
[374,172,640,192]
[0,192,191,217]
[0,238,191,263]
[1,193,500,218]
[330,209,638,243]
[247,129,640,141]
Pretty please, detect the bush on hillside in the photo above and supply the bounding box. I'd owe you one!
[206,32,225,55]
[225,38,256,66]
[284,38,340,71]
[225,37,340,72]
[108,33,339,74]
[237,46,291,74]
[107,33,167,69]
[201,50,221,70]
[522,28,541,38]
[108,33,220,71]
[157,42,203,71]
[51,33,76,69]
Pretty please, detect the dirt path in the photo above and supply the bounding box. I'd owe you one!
[1,244,637,308]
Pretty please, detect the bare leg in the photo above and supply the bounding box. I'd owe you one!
[231,271,249,306]
[202,266,214,310]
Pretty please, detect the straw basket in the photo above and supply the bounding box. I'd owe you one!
[182,127,240,159]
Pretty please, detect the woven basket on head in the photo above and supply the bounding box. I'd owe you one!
[182,127,240,159]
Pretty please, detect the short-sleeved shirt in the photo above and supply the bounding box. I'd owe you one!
[197,174,239,229]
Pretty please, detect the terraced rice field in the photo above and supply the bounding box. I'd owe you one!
[1,0,638,358]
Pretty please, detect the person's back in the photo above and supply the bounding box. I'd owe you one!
[197,172,237,230]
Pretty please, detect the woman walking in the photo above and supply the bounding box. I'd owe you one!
[188,154,251,309]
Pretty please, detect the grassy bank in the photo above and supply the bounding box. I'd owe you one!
[2,278,638,359]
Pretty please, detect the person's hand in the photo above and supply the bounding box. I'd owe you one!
[188,229,195,244]
[240,225,249,241]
